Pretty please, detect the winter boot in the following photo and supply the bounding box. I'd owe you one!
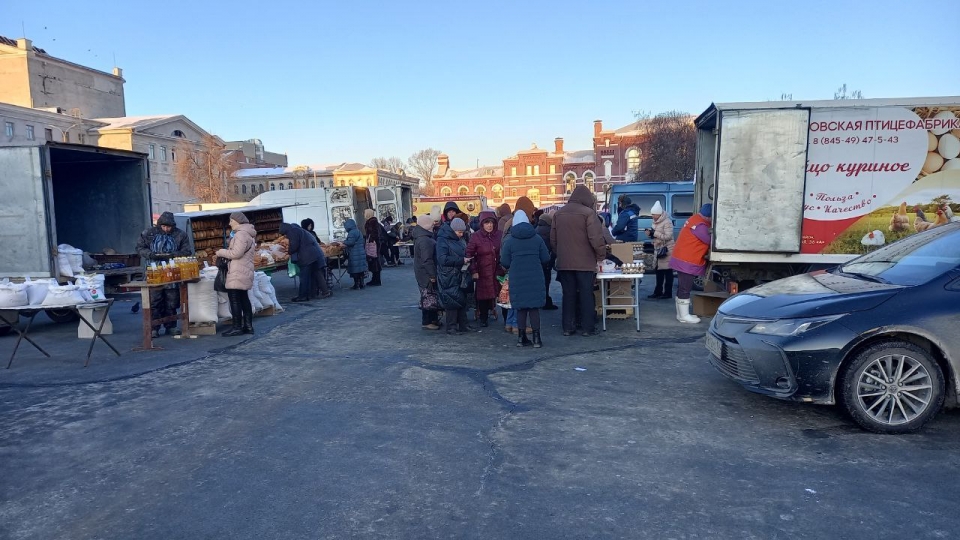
[517,330,532,347]
[532,331,542,348]
[242,309,254,335]
[676,298,701,324]
[221,296,244,336]
[351,276,361,290]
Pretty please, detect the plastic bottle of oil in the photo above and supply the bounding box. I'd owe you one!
[146,263,160,285]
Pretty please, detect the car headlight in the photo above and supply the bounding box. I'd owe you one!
[748,315,844,336]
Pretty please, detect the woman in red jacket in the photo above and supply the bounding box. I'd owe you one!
[466,210,502,327]
[669,203,712,324]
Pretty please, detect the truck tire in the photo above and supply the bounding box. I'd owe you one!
[839,340,944,434]
[45,309,79,324]
[693,275,705,292]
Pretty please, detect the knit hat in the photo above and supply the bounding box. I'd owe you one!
[515,196,536,218]
[699,203,713,218]
[229,212,249,224]
[364,209,376,220]
[513,209,529,227]
[620,196,633,206]
[451,218,467,232]
[651,201,663,215]
[418,214,435,231]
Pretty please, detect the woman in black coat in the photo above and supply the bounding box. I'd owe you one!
[435,218,474,335]
[363,209,383,286]
[412,215,440,329]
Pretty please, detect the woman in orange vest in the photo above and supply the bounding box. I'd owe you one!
[669,204,712,324]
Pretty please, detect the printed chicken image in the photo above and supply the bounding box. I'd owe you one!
[940,203,960,223]
[888,202,910,232]
[915,209,949,232]
[860,230,886,247]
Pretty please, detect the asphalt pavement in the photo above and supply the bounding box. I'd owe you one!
[1,265,958,539]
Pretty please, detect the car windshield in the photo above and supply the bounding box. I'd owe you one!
[839,224,960,286]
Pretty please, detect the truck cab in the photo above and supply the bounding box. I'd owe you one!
[607,181,695,251]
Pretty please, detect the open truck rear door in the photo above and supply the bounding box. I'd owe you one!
[714,108,810,253]
[0,146,54,277]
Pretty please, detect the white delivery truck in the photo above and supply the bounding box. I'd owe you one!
[694,96,960,290]
[249,187,372,242]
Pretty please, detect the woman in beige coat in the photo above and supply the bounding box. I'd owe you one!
[645,201,675,299]
[216,212,257,336]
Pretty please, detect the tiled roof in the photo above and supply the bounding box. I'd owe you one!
[562,149,595,164]
[0,35,47,54]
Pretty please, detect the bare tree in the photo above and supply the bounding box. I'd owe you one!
[370,156,406,174]
[407,148,442,195]
[834,84,864,100]
[174,134,240,203]
[634,110,696,182]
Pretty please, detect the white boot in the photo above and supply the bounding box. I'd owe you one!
[676,298,701,324]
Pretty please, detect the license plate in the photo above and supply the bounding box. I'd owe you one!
[705,334,723,359]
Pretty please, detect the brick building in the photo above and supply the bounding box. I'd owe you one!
[432,119,646,210]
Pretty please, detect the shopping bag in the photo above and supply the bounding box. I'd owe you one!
[419,284,440,311]
[288,262,300,278]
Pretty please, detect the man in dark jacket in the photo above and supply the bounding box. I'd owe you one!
[442,201,461,223]
[550,186,606,336]
[535,212,558,310]
[280,223,330,302]
[412,214,440,329]
[611,196,640,242]
[136,211,192,337]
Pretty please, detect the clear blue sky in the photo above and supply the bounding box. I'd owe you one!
[4,0,958,169]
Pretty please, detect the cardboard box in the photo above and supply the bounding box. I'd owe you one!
[609,242,643,264]
[607,279,635,306]
[691,292,730,317]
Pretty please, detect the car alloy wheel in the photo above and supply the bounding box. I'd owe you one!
[841,341,945,434]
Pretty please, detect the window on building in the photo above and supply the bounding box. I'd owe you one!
[4,122,13,137]
[604,160,612,179]
[148,144,155,160]
[26,125,35,141]
[44,128,53,141]
[279,183,285,190]
[475,185,486,196]
[584,171,595,192]
[549,164,556,174]
[626,147,641,172]
[510,167,517,176]
[287,182,293,190]
[511,188,518,197]
[62,131,70,142]
[492,184,503,201]
[160,146,167,161]
[550,186,556,195]
[526,165,532,176]
[270,183,276,191]
[171,148,177,162]
[310,181,316,188]
[235,185,240,194]
[533,165,540,176]
[440,186,453,197]
[564,172,576,194]
[259,183,265,193]
[458,186,469,196]
[172,130,186,138]
[78,133,85,144]
[242,184,247,195]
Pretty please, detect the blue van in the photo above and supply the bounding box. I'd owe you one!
[607,181,695,251]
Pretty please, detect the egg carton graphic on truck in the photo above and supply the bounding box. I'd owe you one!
[693,96,960,290]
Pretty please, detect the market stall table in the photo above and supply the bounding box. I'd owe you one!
[395,242,414,262]
[596,271,643,332]
[1,299,119,368]
[124,278,199,351]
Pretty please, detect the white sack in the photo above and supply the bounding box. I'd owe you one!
[0,283,28,308]
[253,272,273,309]
[75,274,106,301]
[41,285,87,307]
[187,278,218,324]
[257,274,283,313]
[217,291,232,319]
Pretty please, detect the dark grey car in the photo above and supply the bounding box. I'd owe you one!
[707,222,960,434]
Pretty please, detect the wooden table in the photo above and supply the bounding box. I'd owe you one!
[124,279,200,350]
[0,300,119,368]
